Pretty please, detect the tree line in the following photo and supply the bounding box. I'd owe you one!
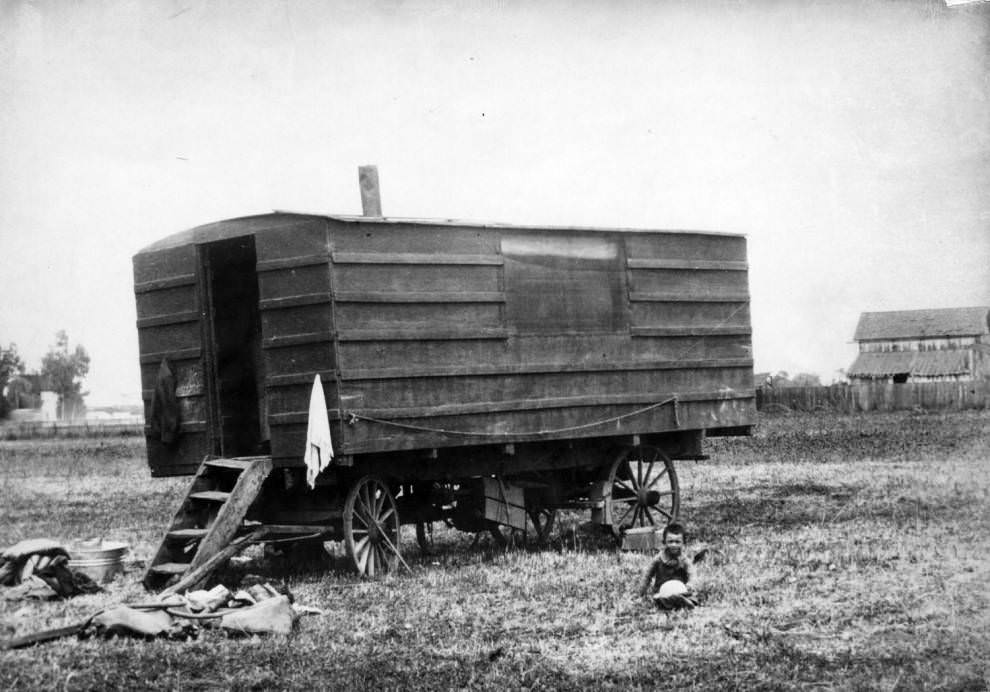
[0,331,90,421]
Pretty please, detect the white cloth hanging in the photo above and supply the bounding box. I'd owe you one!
[304,375,333,488]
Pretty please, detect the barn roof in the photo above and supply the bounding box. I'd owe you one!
[853,307,990,341]
[846,350,971,378]
[136,212,745,254]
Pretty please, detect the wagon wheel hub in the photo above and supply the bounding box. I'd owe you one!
[366,522,381,542]
[640,489,662,506]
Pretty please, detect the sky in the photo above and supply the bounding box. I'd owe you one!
[1,0,988,406]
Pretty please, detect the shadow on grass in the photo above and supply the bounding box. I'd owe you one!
[206,519,627,586]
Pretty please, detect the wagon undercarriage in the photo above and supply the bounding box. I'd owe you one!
[143,433,695,588]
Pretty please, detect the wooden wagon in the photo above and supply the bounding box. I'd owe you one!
[135,197,755,588]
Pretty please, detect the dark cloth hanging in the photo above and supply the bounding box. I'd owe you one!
[149,358,179,445]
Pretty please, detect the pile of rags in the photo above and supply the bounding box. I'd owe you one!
[78,582,305,642]
[3,580,312,649]
[0,539,101,600]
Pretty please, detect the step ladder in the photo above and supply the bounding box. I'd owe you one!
[143,456,273,591]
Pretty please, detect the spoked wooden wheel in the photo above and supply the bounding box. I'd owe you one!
[605,446,679,538]
[343,475,401,578]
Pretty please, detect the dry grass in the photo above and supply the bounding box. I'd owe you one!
[1,410,988,690]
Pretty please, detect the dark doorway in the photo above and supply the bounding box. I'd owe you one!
[200,236,268,457]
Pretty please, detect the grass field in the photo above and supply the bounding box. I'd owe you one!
[1,410,988,691]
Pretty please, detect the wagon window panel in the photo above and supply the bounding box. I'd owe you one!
[501,234,628,334]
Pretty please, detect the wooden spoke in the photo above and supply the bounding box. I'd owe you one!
[356,540,370,574]
[646,467,669,487]
[643,507,656,525]
[615,478,636,495]
[616,500,636,527]
[365,486,377,515]
[351,509,370,529]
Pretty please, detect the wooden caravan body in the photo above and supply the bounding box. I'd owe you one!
[135,211,755,585]
[135,212,754,476]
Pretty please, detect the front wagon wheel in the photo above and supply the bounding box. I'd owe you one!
[343,475,401,578]
[605,446,679,539]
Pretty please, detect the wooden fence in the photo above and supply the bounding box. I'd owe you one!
[756,381,990,413]
[0,421,144,440]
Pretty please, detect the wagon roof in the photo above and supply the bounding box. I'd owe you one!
[136,212,746,254]
[853,307,990,341]
[846,350,971,378]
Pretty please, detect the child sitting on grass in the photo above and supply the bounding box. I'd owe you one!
[639,521,700,610]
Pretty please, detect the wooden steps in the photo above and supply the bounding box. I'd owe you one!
[143,456,272,591]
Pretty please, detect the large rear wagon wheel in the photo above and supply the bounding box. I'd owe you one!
[343,476,401,578]
[605,446,679,539]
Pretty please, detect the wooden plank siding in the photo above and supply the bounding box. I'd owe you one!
[320,219,755,458]
[253,219,340,464]
[319,221,507,460]
[133,243,211,476]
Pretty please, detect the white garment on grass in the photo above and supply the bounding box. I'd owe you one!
[304,375,333,488]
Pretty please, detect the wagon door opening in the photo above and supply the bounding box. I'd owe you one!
[200,236,269,457]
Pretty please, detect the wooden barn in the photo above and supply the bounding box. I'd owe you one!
[847,307,990,383]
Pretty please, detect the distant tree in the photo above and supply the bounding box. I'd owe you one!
[790,373,822,387]
[765,371,822,388]
[767,370,791,387]
[40,331,90,420]
[0,342,25,419]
